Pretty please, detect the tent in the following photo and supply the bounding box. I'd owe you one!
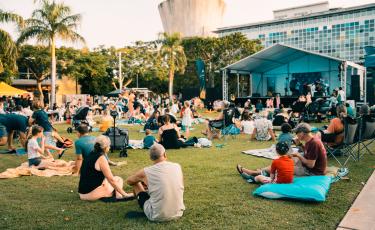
[221,44,367,102]
[0,82,30,96]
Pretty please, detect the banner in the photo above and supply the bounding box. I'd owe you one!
[195,59,206,99]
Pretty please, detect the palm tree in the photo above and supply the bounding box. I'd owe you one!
[17,0,85,105]
[0,9,23,75]
[159,32,187,102]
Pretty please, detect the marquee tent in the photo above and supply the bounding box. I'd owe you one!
[0,82,30,96]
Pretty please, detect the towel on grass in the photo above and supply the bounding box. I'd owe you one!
[128,140,144,149]
[0,159,76,179]
[242,146,300,159]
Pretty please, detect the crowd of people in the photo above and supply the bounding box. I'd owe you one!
[1,89,375,222]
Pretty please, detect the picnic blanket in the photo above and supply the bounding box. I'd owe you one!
[242,146,300,159]
[0,159,129,179]
[0,159,76,179]
[129,140,144,149]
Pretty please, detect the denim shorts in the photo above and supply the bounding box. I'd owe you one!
[28,157,42,167]
[0,125,7,138]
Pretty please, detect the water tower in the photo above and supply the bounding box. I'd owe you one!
[158,0,226,37]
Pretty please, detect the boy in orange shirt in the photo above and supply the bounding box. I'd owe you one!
[237,142,294,184]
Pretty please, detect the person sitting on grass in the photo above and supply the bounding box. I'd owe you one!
[126,143,185,222]
[143,129,156,149]
[26,125,67,168]
[251,110,276,141]
[238,123,327,177]
[240,110,254,135]
[238,141,294,184]
[278,123,294,146]
[78,135,134,202]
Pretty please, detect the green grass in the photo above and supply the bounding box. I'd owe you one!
[0,118,374,229]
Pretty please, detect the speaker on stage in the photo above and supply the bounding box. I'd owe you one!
[351,74,360,101]
[367,69,375,105]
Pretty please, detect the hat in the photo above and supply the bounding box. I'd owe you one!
[293,123,311,134]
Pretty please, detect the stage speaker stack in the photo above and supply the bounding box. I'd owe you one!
[351,74,360,101]
[367,69,375,105]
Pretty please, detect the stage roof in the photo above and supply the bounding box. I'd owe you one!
[223,43,345,74]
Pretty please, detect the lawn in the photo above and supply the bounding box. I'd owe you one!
[0,117,374,229]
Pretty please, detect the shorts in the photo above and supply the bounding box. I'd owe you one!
[0,125,7,138]
[137,191,150,209]
[293,158,314,176]
[43,132,56,146]
[28,157,42,167]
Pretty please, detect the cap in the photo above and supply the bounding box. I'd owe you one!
[293,123,311,134]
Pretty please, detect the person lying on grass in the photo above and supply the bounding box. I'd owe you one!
[78,135,133,201]
[238,141,294,184]
[238,123,327,178]
[126,143,185,222]
[26,125,67,169]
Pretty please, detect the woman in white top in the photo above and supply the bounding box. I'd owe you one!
[240,111,254,135]
[181,101,193,139]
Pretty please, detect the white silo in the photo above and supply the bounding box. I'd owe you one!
[158,0,226,37]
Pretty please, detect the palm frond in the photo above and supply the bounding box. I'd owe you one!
[0,10,24,27]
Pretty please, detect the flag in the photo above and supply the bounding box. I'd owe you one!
[195,59,206,99]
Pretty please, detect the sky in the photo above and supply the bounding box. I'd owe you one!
[1,0,374,48]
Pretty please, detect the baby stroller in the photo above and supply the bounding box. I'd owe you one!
[67,106,92,133]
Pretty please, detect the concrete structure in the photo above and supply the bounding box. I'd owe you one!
[273,1,329,20]
[158,0,226,37]
[215,3,375,63]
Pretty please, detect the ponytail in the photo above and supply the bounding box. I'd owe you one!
[93,142,102,154]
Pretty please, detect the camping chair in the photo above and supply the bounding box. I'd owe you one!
[357,117,375,159]
[221,108,241,140]
[324,119,359,167]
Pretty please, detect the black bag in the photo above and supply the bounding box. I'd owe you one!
[103,127,129,150]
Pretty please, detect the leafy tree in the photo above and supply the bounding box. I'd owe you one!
[17,0,85,105]
[17,45,50,98]
[0,9,23,82]
[159,32,187,101]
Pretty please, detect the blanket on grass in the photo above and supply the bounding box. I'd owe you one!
[129,140,144,149]
[242,146,299,159]
[0,159,76,179]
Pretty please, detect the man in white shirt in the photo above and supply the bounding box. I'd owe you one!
[338,87,346,102]
[126,143,185,221]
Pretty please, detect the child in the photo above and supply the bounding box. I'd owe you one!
[181,101,193,139]
[26,125,65,168]
[254,141,294,184]
[240,111,254,135]
[143,129,156,149]
[278,123,293,146]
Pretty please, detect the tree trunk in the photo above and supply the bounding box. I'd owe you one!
[37,80,44,100]
[168,68,174,103]
[50,37,56,106]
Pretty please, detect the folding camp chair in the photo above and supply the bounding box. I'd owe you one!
[324,119,359,167]
[358,118,375,159]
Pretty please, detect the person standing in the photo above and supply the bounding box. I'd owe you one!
[126,143,185,221]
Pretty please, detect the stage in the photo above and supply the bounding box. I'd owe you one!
[235,96,329,108]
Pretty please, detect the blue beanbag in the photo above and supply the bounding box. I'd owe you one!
[253,176,332,202]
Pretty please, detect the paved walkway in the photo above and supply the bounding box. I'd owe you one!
[337,171,375,230]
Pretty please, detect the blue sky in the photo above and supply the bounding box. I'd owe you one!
[1,0,374,48]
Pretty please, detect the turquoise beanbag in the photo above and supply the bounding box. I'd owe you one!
[253,176,332,202]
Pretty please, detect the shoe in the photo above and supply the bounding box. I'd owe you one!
[194,143,202,148]
[337,168,349,178]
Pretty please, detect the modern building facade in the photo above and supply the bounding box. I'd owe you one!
[158,0,226,37]
[215,2,375,63]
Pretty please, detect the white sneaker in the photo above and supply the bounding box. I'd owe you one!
[194,143,202,148]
